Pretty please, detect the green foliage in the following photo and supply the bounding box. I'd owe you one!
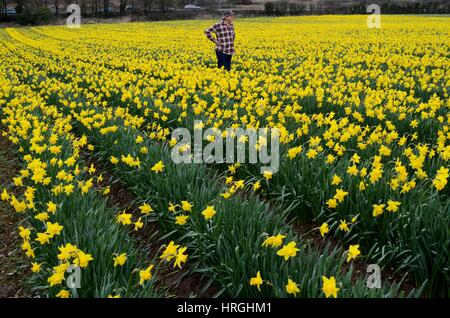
[75,110,418,298]
[16,6,53,25]
[1,100,160,298]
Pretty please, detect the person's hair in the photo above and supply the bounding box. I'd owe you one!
[221,10,234,19]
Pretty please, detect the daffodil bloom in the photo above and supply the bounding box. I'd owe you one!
[201,205,217,220]
[25,248,35,259]
[263,170,273,180]
[160,241,179,262]
[139,203,154,214]
[372,204,385,217]
[56,289,71,298]
[181,201,193,212]
[175,215,189,225]
[326,154,336,164]
[46,221,63,238]
[31,262,42,273]
[113,253,127,267]
[48,271,65,287]
[262,234,286,248]
[134,217,144,231]
[116,211,132,225]
[18,226,31,240]
[22,241,32,252]
[338,220,349,232]
[139,265,154,285]
[64,184,74,195]
[150,160,165,173]
[225,176,233,185]
[326,198,337,209]
[250,271,263,291]
[35,232,51,245]
[234,180,245,190]
[306,148,318,159]
[58,243,79,261]
[135,135,144,144]
[1,189,10,201]
[346,244,361,262]
[319,223,329,237]
[73,251,94,268]
[333,188,348,203]
[322,276,340,298]
[13,176,23,187]
[110,156,119,164]
[34,212,49,222]
[433,167,449,190]
[11,197,27,213]
[285,278,300,295]
[331,175,342,186]
[347,165,358,176]
[168,202,178,213]
[351,153,361,164]
[47,201,57,214]
[386,200,401,212]
[359,181,366,191]
[88,164,96,174]
[369,167,383,184]
[287,146,302,159]
[174,247,188,269]
[228,165,237,174]
[277,241,300,261]
[220,192,231,199]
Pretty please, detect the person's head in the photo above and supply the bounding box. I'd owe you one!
[222,10,234,23]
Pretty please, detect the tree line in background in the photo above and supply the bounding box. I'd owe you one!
[0,0,208,20]
[265,0,450,15]
[1,0,450,24]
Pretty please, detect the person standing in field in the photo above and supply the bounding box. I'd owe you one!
[204,10,235,71]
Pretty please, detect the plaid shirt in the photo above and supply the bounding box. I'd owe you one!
[204,20,236,55]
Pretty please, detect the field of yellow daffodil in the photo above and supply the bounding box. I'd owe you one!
[0,15,449,298]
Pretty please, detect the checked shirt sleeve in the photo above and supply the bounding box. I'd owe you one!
[204,23,220,44]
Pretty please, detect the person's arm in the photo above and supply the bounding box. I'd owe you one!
[204,23,219,44]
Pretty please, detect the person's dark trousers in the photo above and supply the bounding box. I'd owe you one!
[216,50,232,71]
